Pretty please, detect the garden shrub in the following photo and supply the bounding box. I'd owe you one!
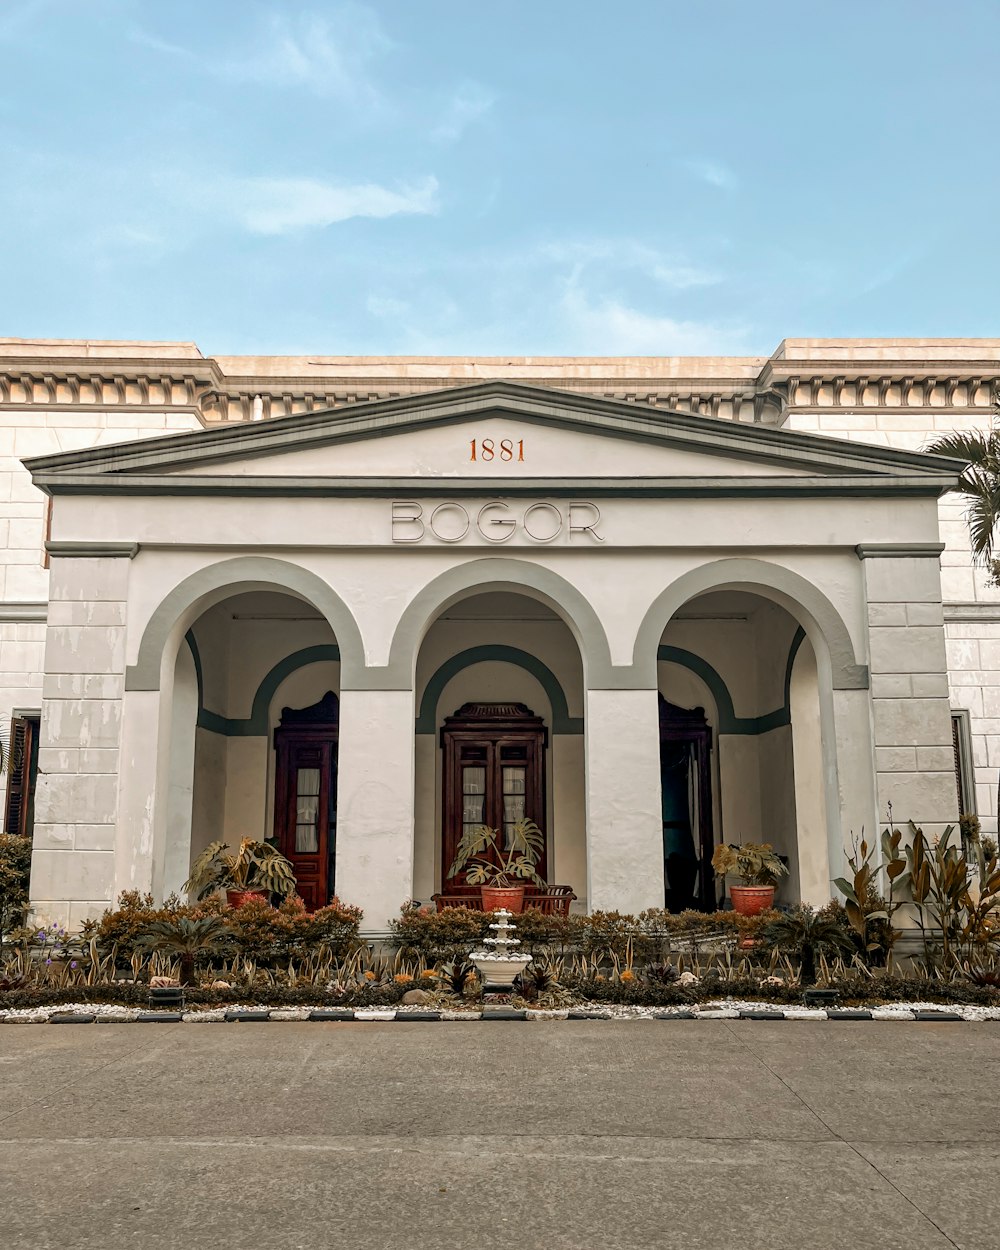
[0,834,31,938]
[80,891,191,958]
[80,890,363,965]
[389,904,491,959]
[507,909,585,952]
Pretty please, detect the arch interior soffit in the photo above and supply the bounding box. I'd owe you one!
[657,628,805,737]
[636,561,866,692]
[127,557,365,693]
[384,559,613,689]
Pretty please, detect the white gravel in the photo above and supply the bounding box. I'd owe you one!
[2,998,997,1022]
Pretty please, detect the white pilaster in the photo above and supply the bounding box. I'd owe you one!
[335,688,415,931]
[31,555,129,929]
[861,551,959,838]
[584,686,663,914]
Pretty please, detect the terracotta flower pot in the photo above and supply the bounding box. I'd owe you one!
[226,889,268,909]
[729,885,775,916]
[481,885,526,914]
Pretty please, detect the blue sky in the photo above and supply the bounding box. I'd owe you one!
[1,0,998,356]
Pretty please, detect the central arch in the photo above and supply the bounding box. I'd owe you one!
[385,557,614,687]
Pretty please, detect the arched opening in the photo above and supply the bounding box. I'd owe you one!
[161,588,343,908]
[658,588,829,909]
[413,590,586,908]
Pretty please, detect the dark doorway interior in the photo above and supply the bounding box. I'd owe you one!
[659,696,715,911]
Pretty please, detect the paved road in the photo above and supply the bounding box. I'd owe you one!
[0,1020,995,1249]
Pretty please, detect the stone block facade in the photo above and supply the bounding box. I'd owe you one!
[0,336,997,933]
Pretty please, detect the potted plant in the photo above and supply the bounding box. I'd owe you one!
[183,838,297,908]
[711,841,788,915]
[446,819,545,914]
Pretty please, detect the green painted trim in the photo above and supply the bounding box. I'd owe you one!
[415,645,582,735]
[44,541,138,558]
[195,644,341,736]
[30,473,955,499]
[184,628,204,711]
[855,543,946,559]
[784,626,807,710]
[658,636,804,736]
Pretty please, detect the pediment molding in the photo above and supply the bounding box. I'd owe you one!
[23,379,961,496]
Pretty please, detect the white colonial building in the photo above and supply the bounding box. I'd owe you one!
[1,337,997,934]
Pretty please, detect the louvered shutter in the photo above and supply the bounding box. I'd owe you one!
[4,717,35,837]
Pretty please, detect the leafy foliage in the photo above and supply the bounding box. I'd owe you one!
[183,838,297,901]
[926,418,1000,573]
[761,906,855,984]
[137,915,232,985]
[832,827,907,959]
[0,834,31,941]
[711,842,788,887]
[446,819,546,888]
[390,904,491,960]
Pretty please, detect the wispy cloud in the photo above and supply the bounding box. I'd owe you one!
[559,284,746,354]
[225,175,439,234]
[131,5,392,107]
[431,81,495,143]
[686,158,738,190]
[540,238,722,289]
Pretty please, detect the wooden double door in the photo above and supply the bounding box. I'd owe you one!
[441,702,548,885]
[272,692,339,911]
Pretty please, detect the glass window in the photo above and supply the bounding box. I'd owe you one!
[295,767,321,853]
[502,765,526,845]
[462,764,486,834]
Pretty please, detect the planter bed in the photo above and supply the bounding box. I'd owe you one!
[4,999,1000,1024]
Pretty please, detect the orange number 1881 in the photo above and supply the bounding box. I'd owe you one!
[469,438,525,462]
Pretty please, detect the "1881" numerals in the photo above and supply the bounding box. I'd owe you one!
[470,438,524,462]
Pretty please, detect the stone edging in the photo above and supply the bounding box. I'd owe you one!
[1,1003,993,1024]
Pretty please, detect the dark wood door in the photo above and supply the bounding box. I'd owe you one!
[273,692,339,911]
[441,703,547,886]
[659,697,715,911]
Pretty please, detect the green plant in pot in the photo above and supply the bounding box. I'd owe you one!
[447,819,545,914]
[711,841,788,916]
[184,838,297,908]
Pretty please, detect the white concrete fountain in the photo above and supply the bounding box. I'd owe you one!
[470,909,532,989]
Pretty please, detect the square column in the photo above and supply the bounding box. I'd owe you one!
[31,554,130,930]
[859,547,959,837]
[335,688,415,932]
[584,687,663,914]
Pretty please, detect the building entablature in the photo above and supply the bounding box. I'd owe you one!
[3,338,997,429]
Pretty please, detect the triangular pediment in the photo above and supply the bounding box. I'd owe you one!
[23,380,961,497]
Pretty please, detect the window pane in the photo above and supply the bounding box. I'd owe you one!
[295,768,320,853]
[463,766,486,794]
[502,766,527,845]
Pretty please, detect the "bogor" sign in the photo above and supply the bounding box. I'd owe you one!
[390,500,605,544]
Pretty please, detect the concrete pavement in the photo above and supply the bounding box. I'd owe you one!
[0,1020,995,1249]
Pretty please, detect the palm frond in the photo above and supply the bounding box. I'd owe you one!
[924,429,1000,465]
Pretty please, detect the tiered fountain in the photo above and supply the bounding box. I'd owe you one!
[470,909,532,992]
